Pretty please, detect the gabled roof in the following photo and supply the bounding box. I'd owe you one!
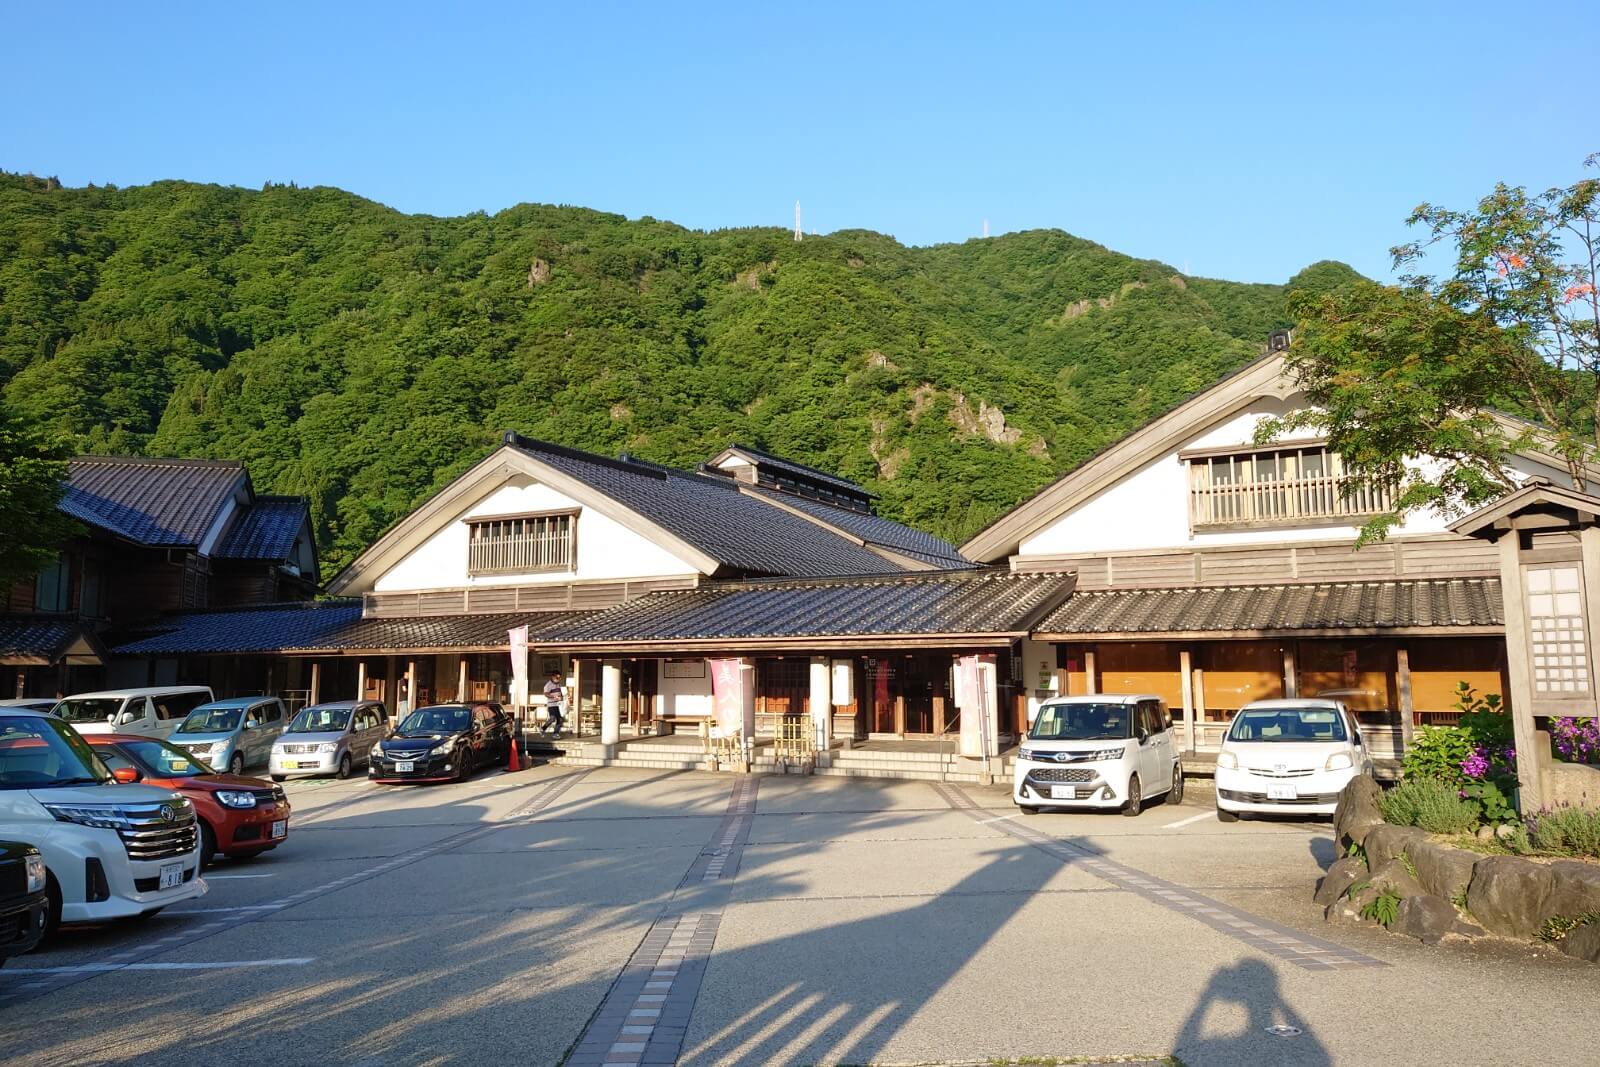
[708,444,876,501]
[329,434,963,593]
[744,485,970,569]
[215,496,311,562]
[1447,479,1600,539]
[1031,577,1503,639]
[538,568,1075,651]
[62,456,247,548]
[0,616,107,666]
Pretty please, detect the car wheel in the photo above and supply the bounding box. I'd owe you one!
[456,749,471,781]
[1216,805,1239,823]
[1122,774,1142,817]
[336,753,353,780]
[199,820,218,868]
[1018,805,1040,816]
[36,875,61,947]
[229,753,244,776]
[1167,763,1185,805]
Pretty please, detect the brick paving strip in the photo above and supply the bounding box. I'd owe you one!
[564,776,760,1067]
[930,783,1386,972]
[0,769,593,1007]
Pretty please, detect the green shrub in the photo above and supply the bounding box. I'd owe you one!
[1401,726,1476,786]
[1361,889,1402,925]
[1380,777,1481,833]
[1527,806,1600,858]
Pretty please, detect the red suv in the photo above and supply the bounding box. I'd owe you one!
[86,734,291,867]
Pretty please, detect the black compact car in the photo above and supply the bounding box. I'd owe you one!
[0,841,49,967]
[369,704,513,783]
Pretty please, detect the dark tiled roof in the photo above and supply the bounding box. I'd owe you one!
[717,444,874,498]
[109,602,593,656]
[0,616,87,664]
[63,456,245,547]
[216,497,309,561]
[749,487,970,568]
[1032,578,1504,636]
[510,436,907,578]
[541,569,1075,645]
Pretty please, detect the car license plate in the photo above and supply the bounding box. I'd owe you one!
[1049,785,1076,799]
[296,761,319,769]
[159,863,183,890]
[271,819,287,839]
[395,760,414,772]
[1267,783,1299,800]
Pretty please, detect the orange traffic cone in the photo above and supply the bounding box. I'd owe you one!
[507,729,523,772]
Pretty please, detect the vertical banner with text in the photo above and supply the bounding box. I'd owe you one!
[508,625,530,710]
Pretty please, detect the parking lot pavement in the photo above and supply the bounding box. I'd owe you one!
[4,768,1599,1067]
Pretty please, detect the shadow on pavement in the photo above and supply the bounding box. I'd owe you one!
[1172,958,1331,1067]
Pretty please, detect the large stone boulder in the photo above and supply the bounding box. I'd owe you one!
[1365,824,1429,871]
[1559,922,1600,963]
[1466,856,1557,939]
[1545,763,1600,810]
[1544,861,1600,921]
[1334,773,1385,847]
[1366,857,1425,899]
[1410,840,1480,902]
[1314,855,1368,906]
[1391,894,1483,943]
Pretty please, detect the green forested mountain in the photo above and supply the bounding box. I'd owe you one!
[0,173,1361,570]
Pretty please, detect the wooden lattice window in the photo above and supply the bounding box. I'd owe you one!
[1526,564,1590,696]
[1186,444,1395,530]
[467,511,576,576]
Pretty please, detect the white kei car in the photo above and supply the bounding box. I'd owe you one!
[1214,698,1373,821]
[1013,694,1183,816]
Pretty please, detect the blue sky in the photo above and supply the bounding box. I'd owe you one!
[2,2,1588,283]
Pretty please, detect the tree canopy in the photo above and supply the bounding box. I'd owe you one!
[0,402,75,590]
[0,173,1356,571]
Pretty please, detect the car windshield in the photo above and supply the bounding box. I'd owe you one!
[177,707,243,734]
[1029,703,1134,741]
[398,707,470,736]
[288,707,353,733]
[115,739,212,778]
[1228,707,1348,743]
[0,714,113,789]
[53,697,124,724]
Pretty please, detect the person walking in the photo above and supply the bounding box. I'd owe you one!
[541,671,567,739]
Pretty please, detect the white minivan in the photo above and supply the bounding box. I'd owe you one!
[0,708,206,938]
[1214,698,1373,820]
[52,687,214,740]
[1014,694,1183,816]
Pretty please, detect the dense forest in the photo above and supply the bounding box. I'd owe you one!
[0,173,1361,570]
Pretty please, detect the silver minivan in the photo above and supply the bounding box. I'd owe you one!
[53,687,215,740]
[168,696,287,775]
[270,700,389,781]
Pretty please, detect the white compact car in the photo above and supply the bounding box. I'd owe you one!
[1013,694,1183,816]
[0,708,206,938]
[1214,698,1373,821]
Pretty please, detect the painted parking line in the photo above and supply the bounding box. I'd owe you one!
[974,813,1021,826]
[1163,811,1214,830]
[0,769,593,1007]
[931,782,1385,971]
[11,958,313,974]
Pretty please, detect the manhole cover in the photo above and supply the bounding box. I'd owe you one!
[1264,1025,1303,1038]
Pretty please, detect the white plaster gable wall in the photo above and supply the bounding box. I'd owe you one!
[1019,395,1575,557]
[372,476,701,591]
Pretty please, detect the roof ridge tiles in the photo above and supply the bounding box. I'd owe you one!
[70,455,245,470]
[503,431,669,481]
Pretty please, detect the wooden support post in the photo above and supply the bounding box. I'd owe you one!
[309,661,321,706]
[1282,645,1297,698]
[1084,648,1098,695]
[1396,647,1416,750]
[1499,532,1542,805]
[356,660,367,702]
[1180,648,1196,756]
[601,660,622,755]
[571,658,583,737]
[405,658,416,715]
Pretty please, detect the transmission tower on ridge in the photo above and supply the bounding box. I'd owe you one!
[794,201,803,242]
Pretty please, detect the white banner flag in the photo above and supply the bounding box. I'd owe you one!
[508,625,530,708]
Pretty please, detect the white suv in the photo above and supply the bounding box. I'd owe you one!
[1014,694,1183,816]
[1215,698,1372,821]
[0,710,206,939]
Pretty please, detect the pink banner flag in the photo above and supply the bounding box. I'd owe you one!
[709,658,746,737]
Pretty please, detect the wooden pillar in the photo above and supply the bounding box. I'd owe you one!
[1180,648,1197,756]
[1194,668,1207,734]
[384,656,397,708]
[893,693,906,736]
[809,657,831,752]
[405,658,416,715]
[571,658,583,737]
[457,655,468,704]
[1084,648,1098,695]
[1396,647,1416,750]
[309,661,321,706]
[1498,531,1542,805]
[1282,645,1297,698]
[356,660,367,702]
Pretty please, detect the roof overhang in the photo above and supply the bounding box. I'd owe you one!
[0,624,107,667]
[1448,479,1600,540]
[537,631,1032,655]
[1031,625,1505,642]
[326,444,723,594]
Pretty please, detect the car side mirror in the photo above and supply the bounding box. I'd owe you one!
[112,766,139,783]
[107,713,118,724]
[245,720,259,730]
